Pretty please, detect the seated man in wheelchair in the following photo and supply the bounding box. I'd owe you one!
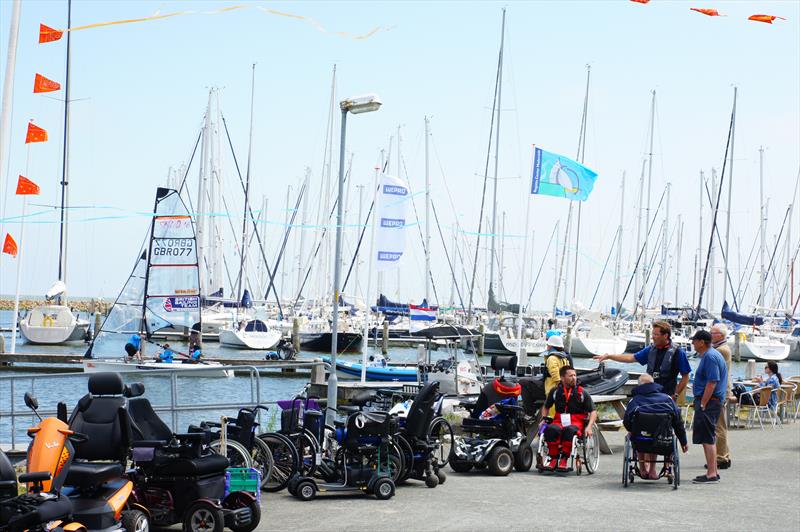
[539,366,596,472]
[623,374,688,480]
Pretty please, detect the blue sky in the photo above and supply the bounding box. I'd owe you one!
[0,0,798,313]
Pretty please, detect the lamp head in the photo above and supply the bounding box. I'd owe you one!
[340,93,382,114]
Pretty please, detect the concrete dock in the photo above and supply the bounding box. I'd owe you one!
[260,423,800,531]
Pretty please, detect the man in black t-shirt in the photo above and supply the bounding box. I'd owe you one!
[539,366,596,472]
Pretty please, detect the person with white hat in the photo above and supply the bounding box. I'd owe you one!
[543,334,574,403]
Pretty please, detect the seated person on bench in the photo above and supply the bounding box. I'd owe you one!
[539,366,596,472]
[623,374,688,479]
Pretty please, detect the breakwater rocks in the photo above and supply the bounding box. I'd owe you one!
[0,298,111,314]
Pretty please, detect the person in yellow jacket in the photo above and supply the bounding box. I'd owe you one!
[543,334,574,416]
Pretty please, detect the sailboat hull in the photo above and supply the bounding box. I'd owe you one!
[300,332,363,353]
[218,328,281,350]
[82,359,232,377]
[20,305,89,345]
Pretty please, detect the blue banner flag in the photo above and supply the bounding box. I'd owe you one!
[530,146,598,201]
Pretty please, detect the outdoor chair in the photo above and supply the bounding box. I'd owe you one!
[734,387,776,430]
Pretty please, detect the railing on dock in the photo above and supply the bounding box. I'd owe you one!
[0,365,310,451]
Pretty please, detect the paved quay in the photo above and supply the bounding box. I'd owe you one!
[260,424,800,531]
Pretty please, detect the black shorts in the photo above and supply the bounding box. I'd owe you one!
[124,343,138,357]
[692,399,721,445]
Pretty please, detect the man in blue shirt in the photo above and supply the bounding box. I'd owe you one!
[690,329,728,484]
[125,334,142,362]
[594,320,691,398]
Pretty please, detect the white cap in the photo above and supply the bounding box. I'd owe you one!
[547,335,564,348]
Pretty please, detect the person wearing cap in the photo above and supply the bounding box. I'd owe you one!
[690,329,728,484]
[711,323,734,470]
[593,320,690,399]
[543,334,574,397]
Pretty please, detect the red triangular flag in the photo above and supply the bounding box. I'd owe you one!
[3,234,18,257]
[16,175,41,195]
[25,122,48,144]
[691,8,722,17]
[39,24,63,43]
[748,14,786,24]
[33,73,61,93]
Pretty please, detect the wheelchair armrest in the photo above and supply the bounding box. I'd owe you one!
[339,405,360,414]
[18,471,51,483]
[458,400,477,410]
[174,432,206,443]
[200,421,222,428]
[131,440,168,448]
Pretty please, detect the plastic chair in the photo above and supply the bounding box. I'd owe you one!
[777,383,797,424]
[735,387,775,430]
[676,391,693,429]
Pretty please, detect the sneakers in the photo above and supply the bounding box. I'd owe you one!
[556,457,572,473]
[692,474,720,484]
[718,459,732,470]
[543,456,556,471]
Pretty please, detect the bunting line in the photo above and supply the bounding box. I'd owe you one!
[41,4,390,41]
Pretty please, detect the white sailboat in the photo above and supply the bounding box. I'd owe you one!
[83,187,230,377]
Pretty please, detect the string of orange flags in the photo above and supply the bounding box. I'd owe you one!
[38,4,391,44]
[629,0,787,24]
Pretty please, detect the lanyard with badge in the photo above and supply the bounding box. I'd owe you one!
[560,385,572,426]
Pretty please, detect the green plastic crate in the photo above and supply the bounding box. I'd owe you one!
[225,467,261,502]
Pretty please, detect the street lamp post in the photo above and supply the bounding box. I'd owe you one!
[326,94,382,424]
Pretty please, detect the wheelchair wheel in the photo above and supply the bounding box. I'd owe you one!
[672,438,680,490]
[250,437,274,490]
[448,449,473,473]
[367,441,405,483]
[184,501,224,532]
[393,433,415,483]
[258,432,300,492]
[297,429,320,477]
[209,438,253,468]
[487,447,514,476]
[428,417,454,468]
[514,441,533,472]
[622,436,631,487]
[582,430,600,474]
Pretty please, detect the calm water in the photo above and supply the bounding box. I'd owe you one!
[2,310,798,446]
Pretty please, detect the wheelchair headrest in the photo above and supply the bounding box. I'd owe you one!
[124,382,145,398]
[491,355,517,372]
[351,391,377,407]
[88,372,124,395]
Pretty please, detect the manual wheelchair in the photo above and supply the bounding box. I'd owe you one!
[622,411,680,489]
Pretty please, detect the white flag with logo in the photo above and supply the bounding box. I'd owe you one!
[375,173,409,271]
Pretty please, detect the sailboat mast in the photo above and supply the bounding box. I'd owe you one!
[489,8,505,299]
[643,90,656,312]
[196,92,211,296]
[424,116,431,303]
[572,64,591,301]
[659,182,671,304]
[614,171,625,309]
[634,159,646,314]
[297,167,310,296]
[698,170,704,301]
[0,0,21,216]
[675,215,683,305]
[56,0,73,301]
[237,64,256,306]
[709,168,718,308]
[759,146,765,306]
[722,86,737,304]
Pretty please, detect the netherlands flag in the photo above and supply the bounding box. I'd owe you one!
[409,305,436,332]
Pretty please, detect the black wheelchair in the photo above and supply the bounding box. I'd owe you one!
[288,393,399,501]
[622,411,680,489]
[449,358,534,477]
